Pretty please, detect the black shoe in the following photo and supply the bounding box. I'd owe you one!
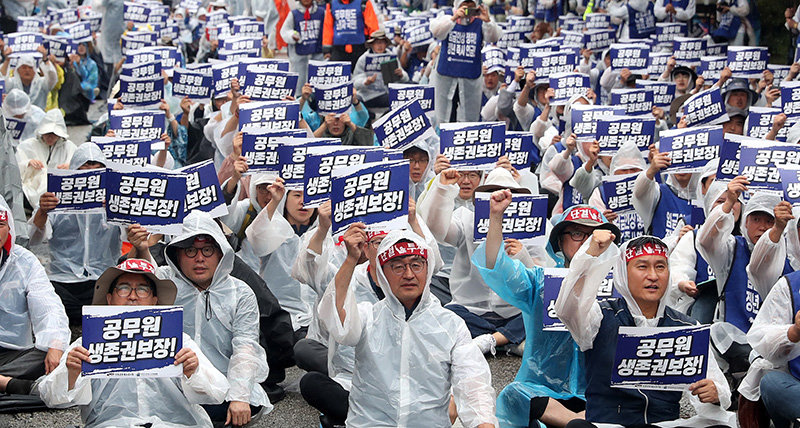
[262,383,286,404]
[319,414,346,428]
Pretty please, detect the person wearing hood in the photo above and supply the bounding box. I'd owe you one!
[722,78,757,112]
[1,88,45,147]
[141,211,271,426]
[654,0,696,24]
[404,142,436,201]
[513,69,552,133]
[279,0,325,93]
[221,161,273,269]
[555,232,733,427]
[62,42,98,124]
[430,0,502,124]
[353,30,409,109]
[0,197,69,396]
[744,221,800,428]
[473,192,621,427]
[2,51,58,110]
[659,58,698,98]
[632,144,698,238]
[721,105,747,135]
[15,109,76,209]
[242,177,319,339]
[479,63,503,121]
[608,0,657,40]
[421,167,539,355]
[314,111,374,146]
[318,227,498,427]
[38,258,230,427]
[28,143,122,326]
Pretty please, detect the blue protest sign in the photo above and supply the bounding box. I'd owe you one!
[217,48,260,62]
[440,122,505,170]
[221,36,261,52]
[549,72,590,105]
[119,75,164,108]
[4,117,25,142]
[160,22,180,41]
[570,104,626,138]
[482,46,506,74]
[610,88,653,115]
[635,80,675,108]
[698,56,727,82]
[17,17,46,33]
[231,20,265,37]
[585,13,611,29]
[124,1,152,23]
[272,138,340,190]
[525,50,577,82]
[53,7,79,25]
[211,61,238,97]
[561,30,584,47]
[64,21,92,43]
[105,168,187,234]
[303,146,386,208]
[608,43,650,74]
[542,269,618,331]
[307,60,351,86]
[596,116,655,155]
[503,131,536,169]
[601,172,638,214]
[109,110,166,140]
[768,64,792,82]
[238,100,300,131]
[738,140,800,192]
[82,305,183,378]
[331,160,410,236]
[584,29,616,53]
[92,136,155,167]
[681,87,728,127]
[705,43,727,57]
[716,134,750,182]
[149,46,182,71]
[364,53,393,75]
[179,160,226,218]
[121,60,162,80]
[727,46,769,79]
[314,81,353,115]
[747,107,794,141]
[647,52,672,77]
[121,32,158,55]
[473,193,547,243]
[781,81,800,118]
[240,129,307,173]
[6,32,43,54]
[781,167,800,206]
[672,37,706,66]
[654,22,687,46]
[47,169,107,214]
[172,67,213,100]
[658,125,724,173]
[388,83,434,113]
[611,325,710,391]
[241,67,298,101]
[373,99,434,151]
[403,23,433,47]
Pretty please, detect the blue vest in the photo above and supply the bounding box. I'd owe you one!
[695,247,714,284]
[598,186,645,242]
[650,183,691,238]
[722,237,793,333]
[627,1,656,39]
[331,0,365,46]
[292,8,324,55]
[585,299,694,425]
[784,270,800,380]
[554,141,584,210]
[713,12,741,41]
[437,12,483,79]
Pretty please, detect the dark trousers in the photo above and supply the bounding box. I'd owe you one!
[52,280,95,326]
[0,347,46,380]
[445,304,526,344]
[362,93,390,109]
[329,44,367,69]
[300,371,349,425]
[202,402,262,424]
[294,338,328,375]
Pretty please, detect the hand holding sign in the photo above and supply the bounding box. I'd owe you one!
[342,222,368,261]
[67,345,91,389]
[688,379,719,404]
[726,176,750,210]
[173,347,198,378]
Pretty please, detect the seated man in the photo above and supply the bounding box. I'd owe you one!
[748,268,800,428]
[29,143,123,325]
[556,232,733,427]
[132,211,272,426]
[313,112,374,146]
[473,191,620,427]
[38,259,229,427]
[0,197,69,396]
[318,227,497,427]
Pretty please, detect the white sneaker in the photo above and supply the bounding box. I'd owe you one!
[473,334,497,356]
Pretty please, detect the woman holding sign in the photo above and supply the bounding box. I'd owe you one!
[555,232,733,427]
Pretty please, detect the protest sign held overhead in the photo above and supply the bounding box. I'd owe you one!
[105,167,187,235]
[109,110,166,140]
[92,137,161,167]
[473,193,547,243]
[308,60,351,86]
[47,169,107,214]
[178,160,226,218]
[657,126,724,173]
[549,73,590,106]
[388,84,434,113]
[595,116,655,155]
[303,146,387,208]
[373,99,433,151]
[681,87,728,127]
[238,100,300,131]
[727,46,769,79]
[440,122,505,170]
[240,129,308,173]
[314,81,354,115]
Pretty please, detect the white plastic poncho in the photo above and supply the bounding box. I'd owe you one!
[554,237,735,426]
[28,144,123,283]
[220,173,273,271]
[95,0,126,65]
[318,230,498,427]
[244,189,317,332]
[2,88,46,148]
[39,334,230,428]
[279,3,325,92]
[5,54,59,110]
[15,109,76,209]
[159,211,271,409]
[0,197,70,352]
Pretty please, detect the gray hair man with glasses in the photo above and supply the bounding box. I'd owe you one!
[318,228,498,427]
[127,211,272,427]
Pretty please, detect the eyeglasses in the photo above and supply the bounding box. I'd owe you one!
[114,284,154,298]
[387,258,427,276]
[563,230,591,242]
[461,172,482,181]
[406,158,428,166]
[183,246,217,258]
